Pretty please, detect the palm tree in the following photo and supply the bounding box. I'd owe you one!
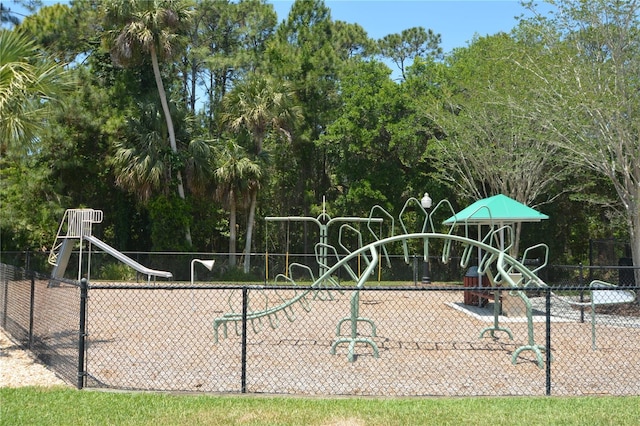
[222,74,301,273]
[110,101,170,201]
[103,0,194,246]
[223,74,300,155]
[0,29,72,156]
[214,139,261,268]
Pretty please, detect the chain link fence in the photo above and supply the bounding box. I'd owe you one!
[1,263,81,385]
[1,260,638,396]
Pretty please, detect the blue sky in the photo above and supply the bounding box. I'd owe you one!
[8,1,541,54]
[269,0,540,54]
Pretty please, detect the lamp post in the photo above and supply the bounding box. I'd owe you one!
[421,193,432,284]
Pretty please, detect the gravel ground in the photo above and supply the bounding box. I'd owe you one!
[2,286,638,395]
[75,287,640,396]
[0,329,68,388]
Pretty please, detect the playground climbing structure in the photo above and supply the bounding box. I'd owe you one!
[213,197,563,367]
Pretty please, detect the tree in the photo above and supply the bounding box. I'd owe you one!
[429,33,570,256]
[319,59,439,214]
[1,4,155,254]
[521,0,640,274]
[110,101,174,201]
[179,0,277,120]
[0,29,72,155]
[266,0,364,217]
[1,3,20,26]
[222,73,301,273]
[1,1,42,27]
[19,2,98,64]
[0,26,72,251]
[378,26,442,80]
[214,139,261,268]
[103,0,194,246]
[0,155,67,252]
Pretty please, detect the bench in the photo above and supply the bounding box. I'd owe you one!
[588,280,636,350]
[554,280,636,350]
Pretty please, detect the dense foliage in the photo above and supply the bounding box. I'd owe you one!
[1,0,638,271]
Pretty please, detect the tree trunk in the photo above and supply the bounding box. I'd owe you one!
[243,190,258,274]
[150,45,192,246]
[229,193,237,268]
[512,222,522,260]
[630,195,640,290]
[242,132,265,274]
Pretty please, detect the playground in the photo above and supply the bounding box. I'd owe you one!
[6,195,637,396]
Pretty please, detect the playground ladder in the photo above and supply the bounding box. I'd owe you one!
[48,209,104,273]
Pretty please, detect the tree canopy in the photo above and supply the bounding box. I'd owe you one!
[1,0,637,274]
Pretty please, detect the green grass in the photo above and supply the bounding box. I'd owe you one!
[2,387,639,425]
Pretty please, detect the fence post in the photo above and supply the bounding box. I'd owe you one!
[28,275,35,350]
[77,278,88,389]
[2,269,7,329]
[241,286,248,393]
[545,287,552,395]
[578,263,585,323]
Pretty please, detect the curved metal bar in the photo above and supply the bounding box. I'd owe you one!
[268,312,280,329]
[367,205,395,240]
[314,242,358,289]
[399,197,429,234]
[367,204,395,267]
[520,243,549,276]
[496,252,547,368]
[425,199,457,265]
[338,223,363,255]
[399,197,430,264]
[490,224,514,253]
[460,244,474,268]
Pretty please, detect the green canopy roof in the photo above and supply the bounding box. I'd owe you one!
[443,194,549,225]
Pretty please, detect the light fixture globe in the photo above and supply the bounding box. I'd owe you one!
[421,192,432,209]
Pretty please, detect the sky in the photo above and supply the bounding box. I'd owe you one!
[269,0,538,54]
[6,0,542,55]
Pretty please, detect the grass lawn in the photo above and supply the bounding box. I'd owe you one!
[1,387,639,425]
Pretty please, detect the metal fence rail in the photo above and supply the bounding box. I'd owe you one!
[1,262,638,396]
[1,251,467,283]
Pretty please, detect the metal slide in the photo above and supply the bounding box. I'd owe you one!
[83,235,173,280]
[48,208,172,282]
